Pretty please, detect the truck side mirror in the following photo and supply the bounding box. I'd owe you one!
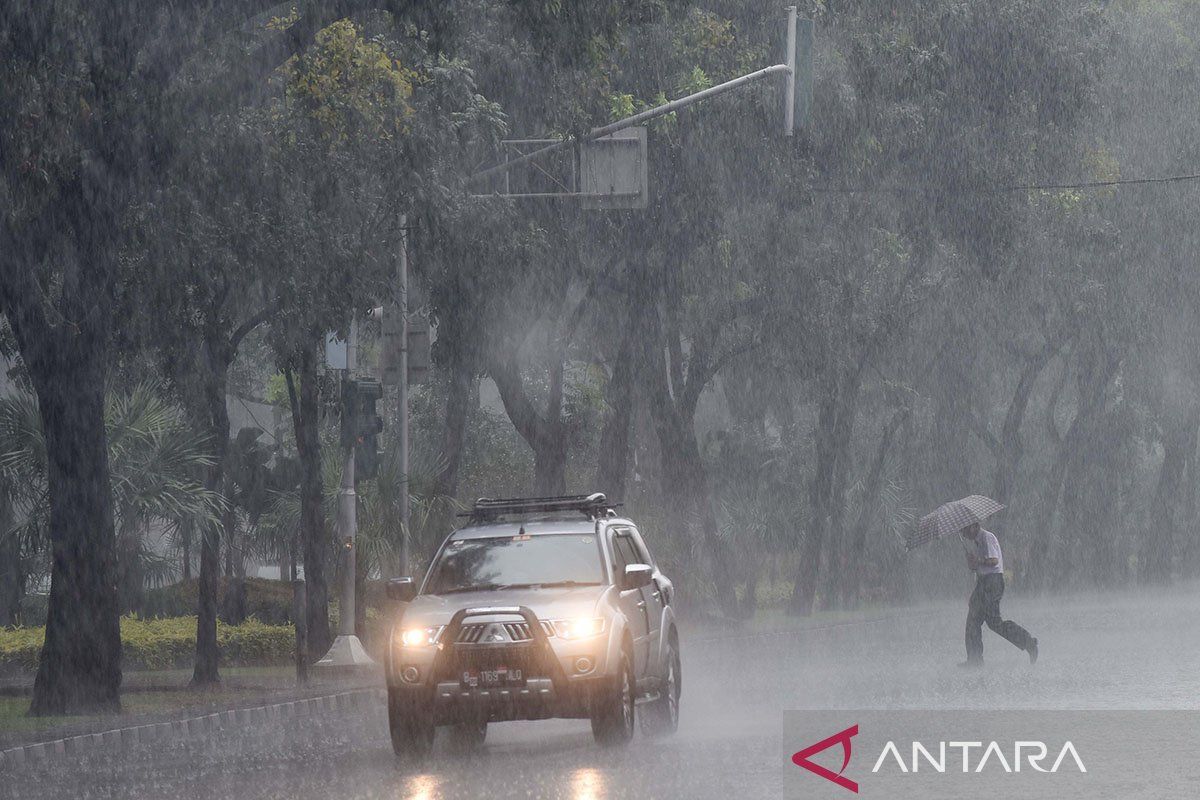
[622,564,653,591]
[386,577,417,602]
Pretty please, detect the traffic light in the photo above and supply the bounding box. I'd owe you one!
[354,378,384,479]
[351,378,383,479]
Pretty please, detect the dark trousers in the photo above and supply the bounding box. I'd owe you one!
[966,573,1032,662]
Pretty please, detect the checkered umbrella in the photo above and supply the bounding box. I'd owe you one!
[906,495,1005,551]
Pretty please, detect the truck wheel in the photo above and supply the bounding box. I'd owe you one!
[640,635,681,737]
[388,687,434,760]
[591,648,636,746]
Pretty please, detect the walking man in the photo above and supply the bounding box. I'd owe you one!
[961,522,1038,666]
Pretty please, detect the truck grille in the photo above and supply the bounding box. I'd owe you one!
[456,621,555,643]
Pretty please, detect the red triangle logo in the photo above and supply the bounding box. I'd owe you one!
[791,724,859,793]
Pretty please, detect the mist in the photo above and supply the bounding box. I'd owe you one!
[2,1,1200,798]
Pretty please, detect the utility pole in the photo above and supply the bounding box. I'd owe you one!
[315,317,375,670]
[785,5,797,135]
[398,215,411,576]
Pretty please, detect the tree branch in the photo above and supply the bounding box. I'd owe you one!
[0,260,55,375]
[966,411,1002,459]
[229,305,275,355]
[487,353,546,449]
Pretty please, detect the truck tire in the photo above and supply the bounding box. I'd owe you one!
[640,633,681,737]
[388,687,435,760]
[591,647,636,746]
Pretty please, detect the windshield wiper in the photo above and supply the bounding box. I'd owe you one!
[438,580,602,593]
[438,583,505,594]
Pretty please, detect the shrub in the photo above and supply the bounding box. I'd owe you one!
[0,616,296,675]
[142,578,297,625]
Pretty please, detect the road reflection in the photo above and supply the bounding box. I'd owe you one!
[404,773,441,800]
[571,766,606,800]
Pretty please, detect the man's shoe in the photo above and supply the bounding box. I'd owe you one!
[1028,638,1039,665]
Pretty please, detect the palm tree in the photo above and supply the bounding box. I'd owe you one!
[0,383,224,616]
[249,439,460,638]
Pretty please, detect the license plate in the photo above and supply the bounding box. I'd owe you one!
[462,666,524,688]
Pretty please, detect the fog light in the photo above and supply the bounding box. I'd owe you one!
[402,666,421,683]
[574,656,594,674]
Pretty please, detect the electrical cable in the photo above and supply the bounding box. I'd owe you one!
[813,173,1200,195]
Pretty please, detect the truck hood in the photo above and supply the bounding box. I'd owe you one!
[400,585,609,628]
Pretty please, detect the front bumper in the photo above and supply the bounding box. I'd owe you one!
[388,605,613,723]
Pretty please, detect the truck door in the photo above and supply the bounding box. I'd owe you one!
[610,527,651,675]
[628,527,664,677]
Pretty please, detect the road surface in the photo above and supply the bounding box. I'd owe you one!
[8,586,1199,799]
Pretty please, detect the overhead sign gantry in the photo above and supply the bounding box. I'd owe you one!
[472,6,813,209]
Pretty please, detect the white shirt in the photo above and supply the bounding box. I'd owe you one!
[970,529,1004,576]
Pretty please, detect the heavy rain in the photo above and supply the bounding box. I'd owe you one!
[2,2,1199,799]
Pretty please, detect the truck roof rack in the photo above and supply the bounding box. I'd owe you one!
[460,493,619,523]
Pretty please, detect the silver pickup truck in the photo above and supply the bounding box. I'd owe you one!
[384,494,680,759]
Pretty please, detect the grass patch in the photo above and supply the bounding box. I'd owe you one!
[0,667,303,737]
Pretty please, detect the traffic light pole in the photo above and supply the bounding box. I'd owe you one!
[398,215,410,576]
[336,440,357,638]
[316,318,375,670]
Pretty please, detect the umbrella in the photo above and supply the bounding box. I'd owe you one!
[905,495,1005,551]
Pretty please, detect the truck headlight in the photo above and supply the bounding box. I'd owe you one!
[551,618,607,640]
[398,626,443,647]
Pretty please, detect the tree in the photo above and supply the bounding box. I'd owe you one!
[0,0,384,716]
[0,385,221,616]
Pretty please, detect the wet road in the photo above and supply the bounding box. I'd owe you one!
[8,586,1199,800]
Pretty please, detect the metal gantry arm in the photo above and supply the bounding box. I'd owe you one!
[472,6,812,187]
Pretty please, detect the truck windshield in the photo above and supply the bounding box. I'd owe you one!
[426,534,604,594]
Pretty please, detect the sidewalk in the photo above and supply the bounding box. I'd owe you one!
[0,665,382,753]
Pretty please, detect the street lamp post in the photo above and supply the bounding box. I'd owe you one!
[398,215,410,576]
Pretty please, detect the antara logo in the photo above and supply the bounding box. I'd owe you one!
[871,740,1087,774]
[791,725,1087,794]
[791,724,860,793]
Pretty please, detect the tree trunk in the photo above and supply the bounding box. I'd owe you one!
[1027,347,1116,590]
[434,352,473,501]
[533,436,568,496]
[192,348,230,687]
[967,342,1058,535]
[822,371,861,611]
[640,317,739,618]
[1141,405,1200,584]
[1184,434,1200,579]
[596,331,636,502]
[846,409,908,607]
[996,349,1056,509]
[490,354,569,496]
[790,366,861,616]
[291,344,331,660]
[28,362,122,715]
[0,488,22,626]
[536,355,568,496]
[790,386,837,617]
[180,523,192,580]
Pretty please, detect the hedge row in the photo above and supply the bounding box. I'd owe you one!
[142,578,298,625]
[0,616,295,673]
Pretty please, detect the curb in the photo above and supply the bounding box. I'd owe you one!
[0,688,387,771]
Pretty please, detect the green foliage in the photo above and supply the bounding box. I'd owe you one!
[0,617,294,674]
[0,383,222,609]
[280,20,418,144]
[141,578,298,626]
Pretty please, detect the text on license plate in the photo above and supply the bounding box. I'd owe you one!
[462,667,523,687]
